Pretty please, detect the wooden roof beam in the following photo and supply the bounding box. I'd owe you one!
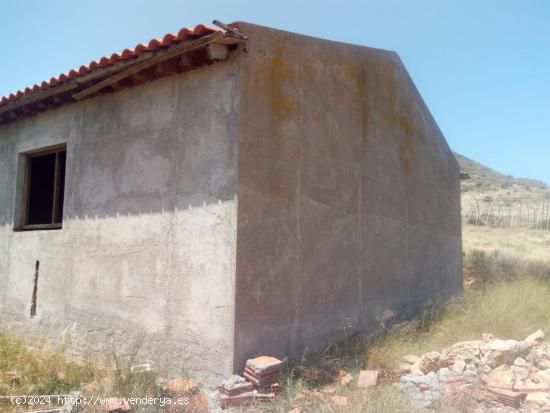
[72,31,225,101]
[0,51,156,116]
[0,111,17,123]
[155,58,180,77]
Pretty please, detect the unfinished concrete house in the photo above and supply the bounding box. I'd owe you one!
[0,22,462,384]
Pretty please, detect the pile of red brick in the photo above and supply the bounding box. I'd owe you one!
[219,356,284,409]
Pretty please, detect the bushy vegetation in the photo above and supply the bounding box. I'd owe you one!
[464,248,550,284]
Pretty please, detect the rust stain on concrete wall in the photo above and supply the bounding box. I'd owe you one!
[267,51,298,116]
[343,61,369,153]
[266,50,299,201]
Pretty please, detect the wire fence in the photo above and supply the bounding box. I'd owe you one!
[462,199,550,229]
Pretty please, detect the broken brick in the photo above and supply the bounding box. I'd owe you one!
[219,391,256,409]
[487,388,527,409]
[246,356,284,373]
[163,377,198,395]
[244,365,280,387]
[219,374,255,397]
[330,395,348,406]
[256,382,281,395]
[256,392,276,402]
[356,370,378,388]
[244,356,284,386]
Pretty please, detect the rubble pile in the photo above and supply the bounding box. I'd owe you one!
[219,356,284,409]
[396,330,550,411]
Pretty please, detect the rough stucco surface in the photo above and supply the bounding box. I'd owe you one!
[233,24,462,372]
[0,23,461,386]
[0,60,240,385]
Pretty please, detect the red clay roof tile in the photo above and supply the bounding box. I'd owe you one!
[1,23,222,107]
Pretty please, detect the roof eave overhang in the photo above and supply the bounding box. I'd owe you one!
[0,30,246,126]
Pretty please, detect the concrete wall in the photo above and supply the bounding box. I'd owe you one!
[233,24,462,371]
[0,59,240,384]
[0,23,462,384]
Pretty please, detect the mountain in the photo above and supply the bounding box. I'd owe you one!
[454,153,548,191]
[455,153,550,230]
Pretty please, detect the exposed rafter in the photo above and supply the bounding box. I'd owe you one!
[72,31,225,101]
[0,21,247,126]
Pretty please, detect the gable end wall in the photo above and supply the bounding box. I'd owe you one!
[233,23,462,371]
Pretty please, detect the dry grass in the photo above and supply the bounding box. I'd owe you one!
[2,219,549,412]
[464,248,550,284]
[462,225,550,261]
[457,152,550,231]
[0,333,92,411]
[363,276,550,370]
[77,341,163,413]
[2,253,549,412]
[260,249,550,412]
[0,336,164,412]
[0,334,92,395]
[261,381,426,413]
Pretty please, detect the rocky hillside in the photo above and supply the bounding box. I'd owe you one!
[455,153,550,229]
[455,153,548,192]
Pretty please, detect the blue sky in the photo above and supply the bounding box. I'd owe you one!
[1,0,549,183]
